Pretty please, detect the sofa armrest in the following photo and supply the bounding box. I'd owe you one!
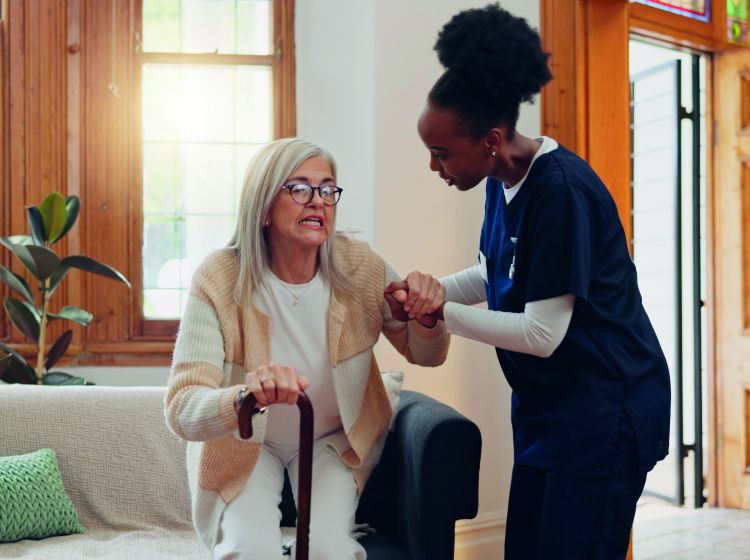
[392,390,481,560]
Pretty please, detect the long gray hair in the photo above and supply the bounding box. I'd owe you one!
[229,138,352,304]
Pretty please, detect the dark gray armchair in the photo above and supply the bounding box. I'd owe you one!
[278,390,482,559]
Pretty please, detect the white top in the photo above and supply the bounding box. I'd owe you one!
[440,136,573,358]
[252,271,341,444]
[503,136,559,204]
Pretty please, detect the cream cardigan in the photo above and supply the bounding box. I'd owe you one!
[164,237,450,549]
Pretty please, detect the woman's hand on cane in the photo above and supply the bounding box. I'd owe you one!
[245,364,310,406]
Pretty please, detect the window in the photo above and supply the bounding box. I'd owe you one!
[135,0,296,340]
[140,0,274,320]
[0,0,295,363]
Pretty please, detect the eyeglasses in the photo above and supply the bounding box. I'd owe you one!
[280,183,343,206]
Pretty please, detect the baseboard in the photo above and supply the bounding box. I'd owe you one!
[454,510,505,559]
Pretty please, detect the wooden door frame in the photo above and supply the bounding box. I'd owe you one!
[712,48,750,509]
[540,0,731,506]
[541,0,631,240]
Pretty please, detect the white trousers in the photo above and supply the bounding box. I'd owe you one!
[212,431,367,560]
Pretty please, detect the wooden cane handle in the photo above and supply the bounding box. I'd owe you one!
[237,392,260,439]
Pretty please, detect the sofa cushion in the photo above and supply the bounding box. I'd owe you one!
[0,448,84,542]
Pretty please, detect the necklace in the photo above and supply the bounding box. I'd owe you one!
[273,272,317,305]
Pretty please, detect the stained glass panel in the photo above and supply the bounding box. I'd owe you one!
[632,0,710,21]
[728,0,750,45]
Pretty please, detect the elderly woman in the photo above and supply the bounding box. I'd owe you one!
[165,138,449,560]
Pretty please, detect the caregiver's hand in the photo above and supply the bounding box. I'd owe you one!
[385,271,445,326]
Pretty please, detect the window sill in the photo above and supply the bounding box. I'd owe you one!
[4,342,175,367]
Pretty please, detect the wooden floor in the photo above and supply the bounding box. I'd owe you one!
[633,497,750,559]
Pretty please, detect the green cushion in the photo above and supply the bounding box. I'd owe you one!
[0,448,84,542]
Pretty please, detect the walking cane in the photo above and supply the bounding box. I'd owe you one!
[238,391,314,560]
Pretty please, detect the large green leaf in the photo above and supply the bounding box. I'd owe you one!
[11,244,61,281]
[47,266,70,298]
[48,306,93,326]
[0,235,33,251]
[0,355,36,384]
[55,196,81,243]
[27,206,47,246]
[60,256,131,287]
[0,343,34,384]
[4,296,41,342]
[0,345,36,383]
[28,301,41,321]
[45,330,73,370]
[0,266,34,304]
[60,376,87,385]
[0,341,26,363]
[43,371,86,385]
[40,193,68,243]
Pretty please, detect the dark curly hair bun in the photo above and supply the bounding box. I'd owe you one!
[429,3,551,134]
[435,3,551,104]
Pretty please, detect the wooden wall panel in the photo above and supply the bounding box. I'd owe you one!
[3,0,69,348]
[5,0,26,345]
[1,0,9,340]
[7,0,26,249]
[81,0,134,344]
[28,1,69,350]
[26,1,67,204]
[64,0,85,351]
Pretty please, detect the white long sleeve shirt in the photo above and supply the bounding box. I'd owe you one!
[440,263,574,358]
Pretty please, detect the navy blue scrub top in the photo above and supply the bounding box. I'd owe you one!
[480,144,670,476]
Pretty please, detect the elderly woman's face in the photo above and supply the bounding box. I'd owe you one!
[266,155,337,251]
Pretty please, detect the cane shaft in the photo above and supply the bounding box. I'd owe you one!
[237,391,314,560]
[295,393,314,560]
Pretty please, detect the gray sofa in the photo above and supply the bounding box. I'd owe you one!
[0,384,481,559]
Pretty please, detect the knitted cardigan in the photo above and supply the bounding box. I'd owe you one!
[164,237,450,549]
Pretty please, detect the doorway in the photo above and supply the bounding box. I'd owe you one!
[629,40,708,508]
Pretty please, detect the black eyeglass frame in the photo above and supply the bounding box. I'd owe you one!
[280,183,344,206]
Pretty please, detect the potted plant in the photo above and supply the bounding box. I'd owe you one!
[0,192,130,385]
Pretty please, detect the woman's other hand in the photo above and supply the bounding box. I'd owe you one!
[245,364,310,406]
[384,281,411,322]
